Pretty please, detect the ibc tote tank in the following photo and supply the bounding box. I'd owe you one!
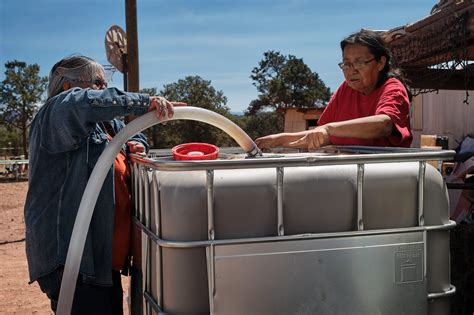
[130,147,456,315]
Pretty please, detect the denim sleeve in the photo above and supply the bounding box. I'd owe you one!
[40,88,150,153]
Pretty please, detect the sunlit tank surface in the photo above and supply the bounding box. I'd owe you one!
[131,146,456,315]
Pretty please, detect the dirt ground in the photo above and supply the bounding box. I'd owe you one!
[0,181,130,314]
[0,181,50,314]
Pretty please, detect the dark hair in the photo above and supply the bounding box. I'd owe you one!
[340,29,411,99]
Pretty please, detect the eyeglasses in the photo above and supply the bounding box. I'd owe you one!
[338,58,376,71]
[92,79,108,87]
[68,78,108,88]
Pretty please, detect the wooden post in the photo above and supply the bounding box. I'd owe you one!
[122,53,128,92]
[125,0,139,92]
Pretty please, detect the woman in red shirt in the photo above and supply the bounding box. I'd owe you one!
[255,29,412,150]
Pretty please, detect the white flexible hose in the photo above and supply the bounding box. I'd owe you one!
[56,107,259,314]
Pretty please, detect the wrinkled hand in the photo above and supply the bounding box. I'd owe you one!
[127,141,146,156]
[149,96,174,121]
[288,126,331,150]
[255,135,278,150]
[148,97,187,121]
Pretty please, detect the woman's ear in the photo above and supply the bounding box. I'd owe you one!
[378,56,387,71]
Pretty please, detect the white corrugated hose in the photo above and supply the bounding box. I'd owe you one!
[57,107,259,314]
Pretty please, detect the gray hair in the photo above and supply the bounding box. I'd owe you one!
[47,55,105,99]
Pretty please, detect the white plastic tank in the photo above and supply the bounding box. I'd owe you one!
[131,147,456,315]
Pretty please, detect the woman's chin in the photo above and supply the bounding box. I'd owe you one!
[347,81,362,91]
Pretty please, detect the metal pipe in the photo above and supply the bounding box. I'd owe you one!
[357,163,365,231]
[133,218,457,249]
[277,167,285,236]
[130,150,455,172]
[418,161,426,226]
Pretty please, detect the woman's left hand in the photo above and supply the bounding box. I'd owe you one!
[288,126,331,150]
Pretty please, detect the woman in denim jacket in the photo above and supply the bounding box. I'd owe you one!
[24,55,178,314]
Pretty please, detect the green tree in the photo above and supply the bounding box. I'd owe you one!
[0,124,22,157]
[143,75,237,148]
[140,87,158,96]
[247,51,331,114]
[241,111,284,141]
[0,61,48,158]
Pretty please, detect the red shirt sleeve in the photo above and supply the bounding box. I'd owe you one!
[374,79,412,147]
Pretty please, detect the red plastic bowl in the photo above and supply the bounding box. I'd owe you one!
[171,142,219,161]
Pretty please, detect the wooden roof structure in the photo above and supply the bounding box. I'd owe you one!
[382,0,474,90]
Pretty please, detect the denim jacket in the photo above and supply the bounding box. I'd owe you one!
[25,87,150,286]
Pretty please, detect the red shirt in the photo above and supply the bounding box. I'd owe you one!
[111,149,132,271]
[318,78,412,147]
[104,132,133,272]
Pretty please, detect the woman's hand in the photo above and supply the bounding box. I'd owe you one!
[255,134,279,150]
[288,126,331,150]
[255,126,331,151]
[127,141,146,155]
[148,96,187,121]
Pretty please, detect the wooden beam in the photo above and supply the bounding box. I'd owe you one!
[405,67,474,90]
[404,0,473,33]
[386,3,474,67]
[125,0,139,92]
[401,45,474,68]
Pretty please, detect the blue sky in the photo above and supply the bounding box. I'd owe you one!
[1,0,436,113]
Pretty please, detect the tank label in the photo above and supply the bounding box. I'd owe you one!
[394,243,424,284]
